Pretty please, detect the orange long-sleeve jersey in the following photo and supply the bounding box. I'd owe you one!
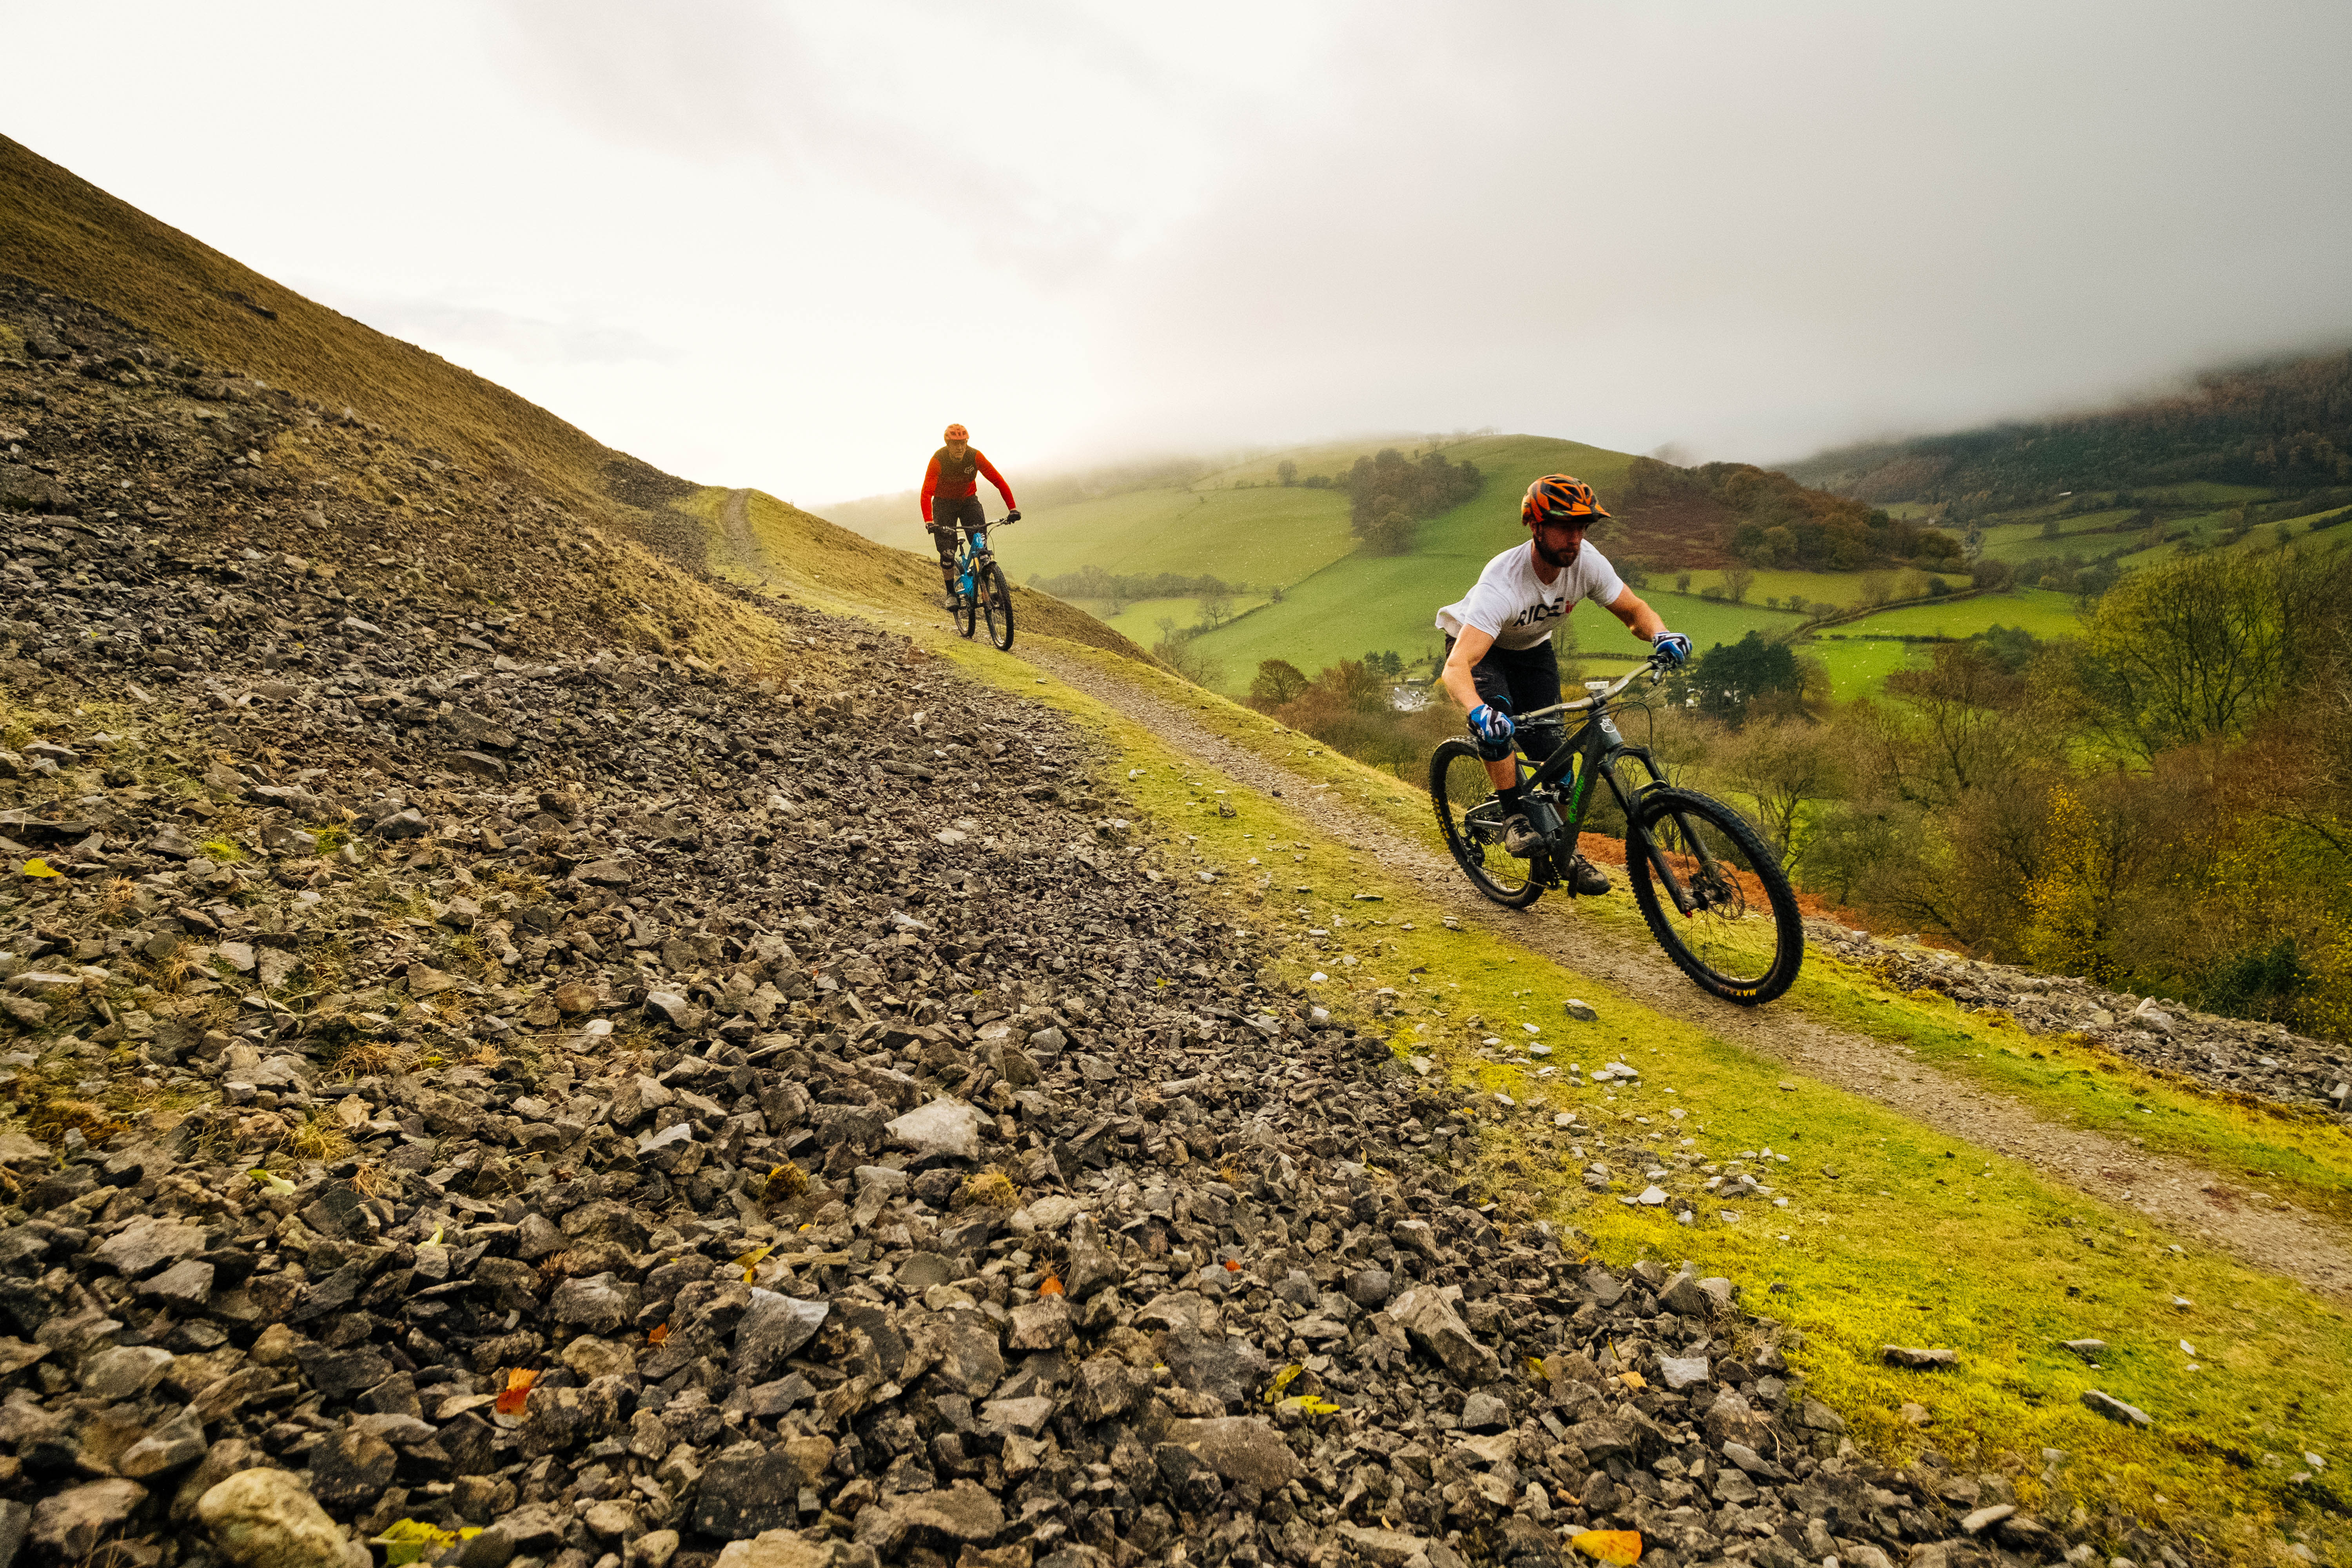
[920,445,1015,523]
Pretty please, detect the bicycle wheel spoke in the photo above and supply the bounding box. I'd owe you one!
[1431,742,1541,907]
[1628,788,1800,1003]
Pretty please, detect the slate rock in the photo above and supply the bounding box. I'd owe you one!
[713,1533,832,1568]
[887,1099,983,1161]
[550,1272,642,1336]
[1159,1417,1301,1490]
[1385,1285,1501,1383]
[32,1480,148,1560]
[733,1290,829,1386]
[81,1344,176,1400]
[1005,1297,1071,1351]
[92,1216,208,1278]
[1656,1354,1712,1390]
[692,1440,818,1538]
[2083,1389,2153,1427]
[308,1427,397,1511]
[118,1407,209,1478]
[1458,1391,1510,1432]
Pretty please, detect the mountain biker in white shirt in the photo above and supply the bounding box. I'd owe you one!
[1434,473,1691,891]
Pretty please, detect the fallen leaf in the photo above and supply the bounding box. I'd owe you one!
[1276,1394,1343,1417]
[1036,1272,1064,1297]
[495,1368,538,1415]
[421,1225,445,1248]
[1617,1371,1647,1392]
[733,1243,773,1283]
[247,1169,296,1196]
[374,1521,457,1567]
[648,1324,669,1345]
[1264,1364,1306,1404]
[1572,1530,1643,1565]
[20,858,60,878]
[1223,1258,1241,1272]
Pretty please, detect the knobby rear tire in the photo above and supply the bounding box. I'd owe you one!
[982,563,1014,651]
[1625,786,1802,1005]
[1430,739,1543,909]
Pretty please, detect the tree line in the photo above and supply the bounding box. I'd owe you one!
[1693,544,2352,1032]
[1809,348,2352,506]
[1619,456,1969,572]
[1345,448,1484,554]
[1029,565,1244,609]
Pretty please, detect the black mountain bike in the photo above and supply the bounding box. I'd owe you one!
[1429,657,1804,1005]
[951,512,1017,651]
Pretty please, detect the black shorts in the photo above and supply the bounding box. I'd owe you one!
[1446,635,1564,760]
[929,495,986,564]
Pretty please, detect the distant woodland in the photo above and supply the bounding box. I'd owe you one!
[1792,348,2352,503]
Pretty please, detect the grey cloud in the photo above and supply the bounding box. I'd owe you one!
[1071,1,2352,466]
[479,0,1241,289]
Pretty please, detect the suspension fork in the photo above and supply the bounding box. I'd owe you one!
[1606,744,1706,916]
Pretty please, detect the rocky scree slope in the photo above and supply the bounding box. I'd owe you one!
[0,280,792,669]
[0,546,2131,1568]
[0,318,2141,1568]
[1810,926,2352,1122]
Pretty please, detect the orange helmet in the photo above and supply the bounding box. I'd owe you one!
[1522,473,1610,526]
[943,423,969,442]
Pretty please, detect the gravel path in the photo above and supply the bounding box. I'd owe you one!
[1027,646,2352,1300]
[721,487,761,570]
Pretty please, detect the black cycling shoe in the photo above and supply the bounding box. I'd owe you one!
[1569,855,1611,896]
[1502,814,1546,857]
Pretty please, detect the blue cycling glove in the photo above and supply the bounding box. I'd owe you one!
[1466,702,1515,760]
[1651,632,1692,668]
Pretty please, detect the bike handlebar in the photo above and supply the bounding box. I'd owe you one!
[1514,657,1667,722]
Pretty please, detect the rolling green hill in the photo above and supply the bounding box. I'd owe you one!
[1788,348,2352,505]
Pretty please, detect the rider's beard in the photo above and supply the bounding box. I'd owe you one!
[1532,533,1580,569]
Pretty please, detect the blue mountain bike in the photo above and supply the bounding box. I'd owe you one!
[952,512,1018,651]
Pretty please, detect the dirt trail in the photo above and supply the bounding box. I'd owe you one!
[721,488,761,571]
[1027,645,2352,1300]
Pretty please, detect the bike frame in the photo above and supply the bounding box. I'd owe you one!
[953,525,994,602]
[1492,662,1716,913]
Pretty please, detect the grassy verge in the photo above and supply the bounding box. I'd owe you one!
[904,624,2347,1563]
[1012,638,2352,1227]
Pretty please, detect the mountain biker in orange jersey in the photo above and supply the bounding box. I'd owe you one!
[1435,473,1691,892]
[922,424,1018,607]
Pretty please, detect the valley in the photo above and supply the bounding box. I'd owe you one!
[2,129,2347,1568]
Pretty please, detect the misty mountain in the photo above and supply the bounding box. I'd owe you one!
[1788,348,2352,504]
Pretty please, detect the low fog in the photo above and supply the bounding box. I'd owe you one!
[9,1,2349,503]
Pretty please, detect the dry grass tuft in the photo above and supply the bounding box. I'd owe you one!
[329,1040,416,1080]
[288,1111,354,1164]
[27,1095,128,1148]
[96,877,139,920]
[954,1170,1020,1212]
[762,1160,810,1205]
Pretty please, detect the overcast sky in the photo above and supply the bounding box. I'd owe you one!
[9,2,2351,506]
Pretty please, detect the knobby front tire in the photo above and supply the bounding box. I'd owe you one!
[1430,739,1543,909]
[1625,786,1802,1005]
[955,581,979,639]
[982,563,1014,651]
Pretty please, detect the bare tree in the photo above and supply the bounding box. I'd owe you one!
[1722,563,1756,604]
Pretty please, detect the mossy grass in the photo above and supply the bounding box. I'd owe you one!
[888,621,2349,1561]
[1007,638,2352,1226]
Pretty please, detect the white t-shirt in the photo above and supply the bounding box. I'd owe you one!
[1434,541,1626,651]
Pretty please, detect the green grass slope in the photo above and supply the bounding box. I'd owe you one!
[1183,433,1835,690]
[1002,485,1353,588]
